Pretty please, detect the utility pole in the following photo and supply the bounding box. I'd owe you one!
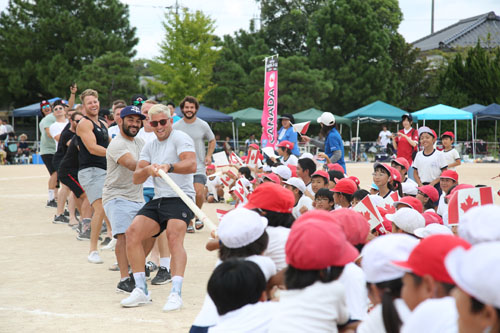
[431,0,435,33]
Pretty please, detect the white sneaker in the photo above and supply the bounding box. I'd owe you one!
[101,238,117,251]
[121,287,152,308]
[87,251,103,264]
[162,293,182,312]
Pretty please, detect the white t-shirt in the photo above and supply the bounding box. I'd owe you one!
[209,302,277,333]
[338,263,368,321]
[357,298,411,333]
[264,226,290,271]
[436,192,447,217]
[412,149,447,184]
[442,149,460,171]
[108,125,120,140]
[269,280,349,333]
[282,154,298,167]
[292,195,314,219]
[137,128,157,189]
[0,124,6,135]
[401,297,457,333]
[49,120,68,148]
[378,130,392,148]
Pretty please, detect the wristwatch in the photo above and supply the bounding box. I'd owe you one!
[168,164,175,173]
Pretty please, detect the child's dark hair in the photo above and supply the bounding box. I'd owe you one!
[312,174,329,185]
[372,278,404,333]
[208,259,266,316]
[328,170,344,182]
[315,188,334,202]
[298,158,316,177]
[253,208,295,228]
[238,166,254,181]
[285,265,344,290]
[279,146,292,156]
[409,272,455,295]
[391,181,403,198]
[219,230,269,261]
[353,189,369,202]
[419,192,435,210]
[470,296,500,319]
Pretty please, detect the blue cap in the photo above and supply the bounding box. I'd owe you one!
[120,105,145,120]
[371,183,379,190]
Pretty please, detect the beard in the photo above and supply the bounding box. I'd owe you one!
[182,110,196,119]
[122,123,139,137]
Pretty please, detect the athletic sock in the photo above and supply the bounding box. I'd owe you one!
[48,189,55,201]
[133,272,147,293]
[160,257,171,270]
[120,276,129,282]
[171,276,183,296]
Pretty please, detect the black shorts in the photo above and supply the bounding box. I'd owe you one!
[59,171,85,198]
[136,197,194,237]
[41,154,56,175]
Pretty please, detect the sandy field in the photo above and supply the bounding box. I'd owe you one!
[0,163,499,332]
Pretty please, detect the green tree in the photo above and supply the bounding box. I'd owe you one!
[148,8,220,104]
[78,52,139,108]
[0,0,138,107]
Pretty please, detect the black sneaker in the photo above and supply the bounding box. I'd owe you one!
[100,237,112,247]
[151,267,172,285]
[145,265,151,280]
[146,261,158,273]
[46,199,57,208]
[63,209,70,217]
[100,222,107,235]
[76,228,91,241]
[53,214,69,224]
[116,277,135,294]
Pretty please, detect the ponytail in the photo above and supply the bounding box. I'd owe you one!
[375,278,403,333]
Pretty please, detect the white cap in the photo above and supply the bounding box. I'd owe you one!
[445,241,500,308]
[418,126,434,137]
[368,194,385,207]
[414,224,453,238]
[458,204,500,245]
[262,165,272,173]
[386,207,425,234]
[317,112,336,126]
[402,182,418,196]
[284,177,306,193]
[299,152,314,160]
[271,165,291,180]
[218,208,268,248]
[361,234,420,283]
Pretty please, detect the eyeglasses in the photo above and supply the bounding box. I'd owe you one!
[372,172,387,177]
[150,119,169,127]
[417,190,428,198]
[53,106,64,111]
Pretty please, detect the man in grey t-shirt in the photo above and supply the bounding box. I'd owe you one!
[173,96,215,232]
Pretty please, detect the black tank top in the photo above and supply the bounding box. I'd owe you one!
[77,116,109,170]
[59,137,80,174]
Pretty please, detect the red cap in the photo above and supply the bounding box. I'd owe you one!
[441,131,455,140]
[40,100,51,108]
[422,211,443,225]
[394,196,423,213]
[446,184,474,200]
[286,211,359,269]
[312,170,330,181]
[440,170,458,182]
[249,143,260,150]
[330,209,370,245]
[388,166,402,183]
[277,140,294,150]
[332,178,357,195]
[392,157,410,171]
[262,173,280,184]
[348,176,360,186]
[393,235,471,284]
[288,164,297,178]
[417,185,439,202]
[374,162,391,175]
[328,163,345,174]
[245,182,295,213]
[206,164,216,170]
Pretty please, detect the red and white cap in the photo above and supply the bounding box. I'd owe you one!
[271,165,292,180]
[262,173,280,184]
[393,196,423,213]
[414,224,453,238]
[373,162,392,175]
[330,209,370,245]
[284,177,306,194]
[277,140,294,150]
[348,176,360,186]
[388,166,402,182]
[218,208,268,248]
[386,207,425,234]
[439,170,458,182]
[245,182,295,213]
[441,131,455,140]
[331,178,357,195]
[391,157,410,171]
[312,170,330,181]
[361,234,419,283]
[206,164,216,170]
[458,204,500,245]
[417,185,439,202]
[418,126,437,139]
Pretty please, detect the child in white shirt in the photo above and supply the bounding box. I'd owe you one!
[440,131,461,171]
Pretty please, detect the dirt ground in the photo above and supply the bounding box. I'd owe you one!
[0,163,499,332]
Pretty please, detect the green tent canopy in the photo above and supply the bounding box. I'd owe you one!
[343,100,410,123]
[228,107,263,126]
[294,108,352,127]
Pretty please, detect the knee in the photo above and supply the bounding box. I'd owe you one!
[125,226,140,245]
[166,231,182,245]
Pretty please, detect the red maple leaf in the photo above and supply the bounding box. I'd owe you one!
[361,211,372,221]
[384,204,396,214]
[461,196,479,212]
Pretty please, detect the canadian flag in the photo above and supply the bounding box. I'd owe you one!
[292,121,311,135]
[246,149,260,168]
[448,187,494,225]
[234,179,250,204]
[353,195,385,230]
[381,192,400,214]
[216,209,230,222]
[229,152,244,168]
[220,170,236,187]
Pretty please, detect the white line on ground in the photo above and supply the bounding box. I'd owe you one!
[0,175,47,181]
[0,232,69,240]
[0,194,46,198]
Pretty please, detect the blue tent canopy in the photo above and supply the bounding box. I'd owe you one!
[412,104,473,120]
[461,103,486,113]
[475,103,500,120]
[174,104,232,123]
[343,100,410,123]
[12,97,63,117]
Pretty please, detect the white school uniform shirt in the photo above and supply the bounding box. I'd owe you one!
[292,195,314,219]
[401,297,457,333]
[436,192,447,217]
[357,298,411,333]
[49,120,68,149]
[338,262,369,321]
[282,154,298,167]
[412,149,447,184]
[269,280,349,333]
[264,226,290,271]
[442,148,460,171]
[208,301,278,333]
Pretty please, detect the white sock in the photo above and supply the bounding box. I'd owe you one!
[171,275,183,296]
[160,257,171,270]
[133,272,147,293]
[48,190,55,201]
[120,276,128,282]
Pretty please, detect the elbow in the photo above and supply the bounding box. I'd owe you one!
[189,162,197,174]
[132,173,140,184]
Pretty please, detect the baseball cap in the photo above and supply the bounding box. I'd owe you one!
[206,164,216,170]
[361,234,419,283]
[414,224,453,238]
[401,113,413,122]
[120,105,146,120]
[262,173,280,184]
[262,165,272,173]
[131,94,147,106]
[388,166,402,182]
[373,162,391,175]
[317,112,336,126]
[402,182,418,196]
[458,205,500,245]
[445,242,500,309]
[284,177,306,194]
[386,207,425,234]
[417,185,439,202]
[271,165,292,180]
[249,143,260,150]
[288,164,297,178]
[245,182,295,213]
[312,170,330,181]
[393,235,471,284]
[440,170,458,182]
[279,114,295,123]
[218,208,268,248]
[422,211,443,225]
[370,183,379,191]
[286,211,359,269]
[393,196,423,213]
[53,99,68,108]
[330,209,370,245]
[391,157,410,171]
[40,100,51,109]
[299,152,314,160]
[277,140,294,150]
[418,126,437,139]
[331,178,357,195]
[328,163,345,174]
[348,176,360,186]
[441,131,455,140]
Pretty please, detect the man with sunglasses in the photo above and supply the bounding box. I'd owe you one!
[173,96,215,232]
[39,100,58,207]
[121,104,196,311]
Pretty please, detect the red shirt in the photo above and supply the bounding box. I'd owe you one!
[395,128,419,165]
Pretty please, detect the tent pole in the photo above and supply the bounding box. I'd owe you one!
[471,118,475,161]
[423,119,426,126]
[495,120,498,147]
[340,124,343,136]
[438,120,441,137]
[36,115,39,153]
[355,119,360,162]
[236,126,239,154]
[232,121,236,150]
[454,120,457,142]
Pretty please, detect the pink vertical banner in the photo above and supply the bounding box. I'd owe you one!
[261,55,278,148]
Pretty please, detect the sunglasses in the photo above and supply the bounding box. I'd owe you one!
[150,119,169,127]
[42,105,51,109]
[133,100,144,106]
